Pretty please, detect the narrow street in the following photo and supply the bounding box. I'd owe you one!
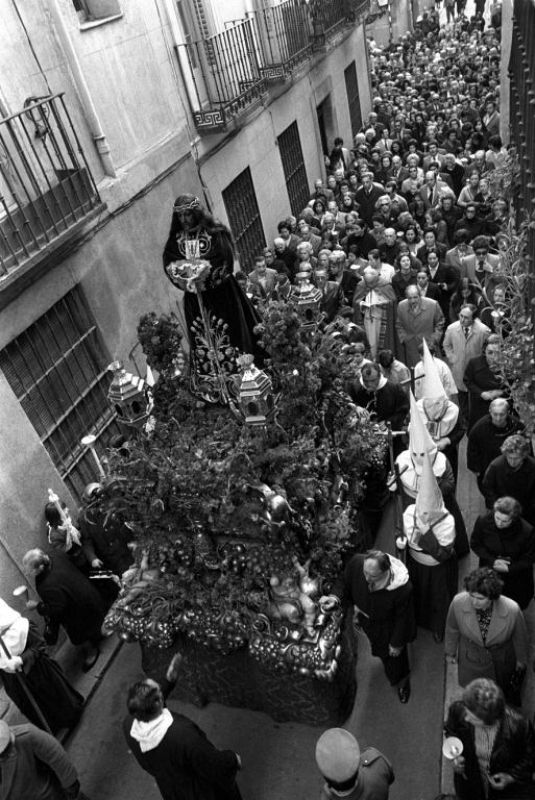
[62,441,535,800]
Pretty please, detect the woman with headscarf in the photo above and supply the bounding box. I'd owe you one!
[0,599,83,733]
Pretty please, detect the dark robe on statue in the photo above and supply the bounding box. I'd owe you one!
[163,224,262,362]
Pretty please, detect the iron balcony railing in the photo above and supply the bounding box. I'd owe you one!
[181,1,370,131]
[0,93,101,277]
[179,17,267,130]
[259,0,313,72]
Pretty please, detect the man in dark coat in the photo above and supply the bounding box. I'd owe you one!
[316,268,346,322]
[467,399,525,494]
[463,336,507,431]
[354,173,385,226]
[79,483,134,578]
[124,655,242,800]
[482,435,535,525]
[22,548,105,671]
[322,550,416,703]
[0,719,84,800]
[348,362,409,434]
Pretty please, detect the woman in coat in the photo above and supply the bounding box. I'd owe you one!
[22,548,106,672]
[444,568,528,700]
[444,678,535,800]
[470,497,535,610]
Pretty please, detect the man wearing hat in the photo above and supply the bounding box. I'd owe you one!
[315,728,394,799]
[0,719,86,799]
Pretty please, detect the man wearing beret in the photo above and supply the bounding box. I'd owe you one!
[0,719,87,799]
[315,728,394,799]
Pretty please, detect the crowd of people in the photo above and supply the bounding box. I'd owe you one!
[2,5,535,800]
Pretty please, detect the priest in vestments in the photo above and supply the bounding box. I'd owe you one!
[353,266,397,358]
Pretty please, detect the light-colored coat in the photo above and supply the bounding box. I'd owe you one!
[442,318,490,390]
[444,592,528,688]
[396,297,445,368]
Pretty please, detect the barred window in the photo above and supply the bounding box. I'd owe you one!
[278,121,309,217]
[344,61,362,138]
[222,167,265,272]
[0,286,121,500]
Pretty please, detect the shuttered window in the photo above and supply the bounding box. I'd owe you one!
[222,167,266,272]
[278,121,309,217]
[344,61,362,138]
[0,286,121,499]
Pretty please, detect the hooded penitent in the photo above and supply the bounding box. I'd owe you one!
[0,599,29,667]
[403,452,455,566]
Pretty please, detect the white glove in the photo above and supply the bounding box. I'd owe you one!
[395,536,407,550]
[3,656,23,673]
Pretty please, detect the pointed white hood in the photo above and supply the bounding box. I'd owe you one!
[409,391,437,472]
[420,339,446,398]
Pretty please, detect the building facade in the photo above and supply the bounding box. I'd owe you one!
[0,0,372,591]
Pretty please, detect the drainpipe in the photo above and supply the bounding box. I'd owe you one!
[160,0,199,116]
[48,0,116,177]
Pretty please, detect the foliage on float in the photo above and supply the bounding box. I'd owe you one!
[485,151,535,437]
[103,304,387,677]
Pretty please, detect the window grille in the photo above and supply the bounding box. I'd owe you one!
[0,286,121,500]
[222,167,266,272]
[344,61,362,138]
[277,121,309,217]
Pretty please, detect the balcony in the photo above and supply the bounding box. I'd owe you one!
[179,18,268,132]
[0,93,104,305]
[181,0,370,133]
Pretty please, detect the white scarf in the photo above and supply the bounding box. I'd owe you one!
[130,708,174,752]
[0,599,29,666]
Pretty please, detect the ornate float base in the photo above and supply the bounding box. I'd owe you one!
[141,615,357,726]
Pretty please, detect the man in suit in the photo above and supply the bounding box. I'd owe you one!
[456,235,500,292]
[328,250,360,307]
[418,171,455,210]
[354,172,385,226]
[415,269,442,302]
[247,254,278,301]
[396,285,445,368]
[443,304,490,423]
[296,220,322,256]
[423,250,460,320]
[315,268,346,323]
